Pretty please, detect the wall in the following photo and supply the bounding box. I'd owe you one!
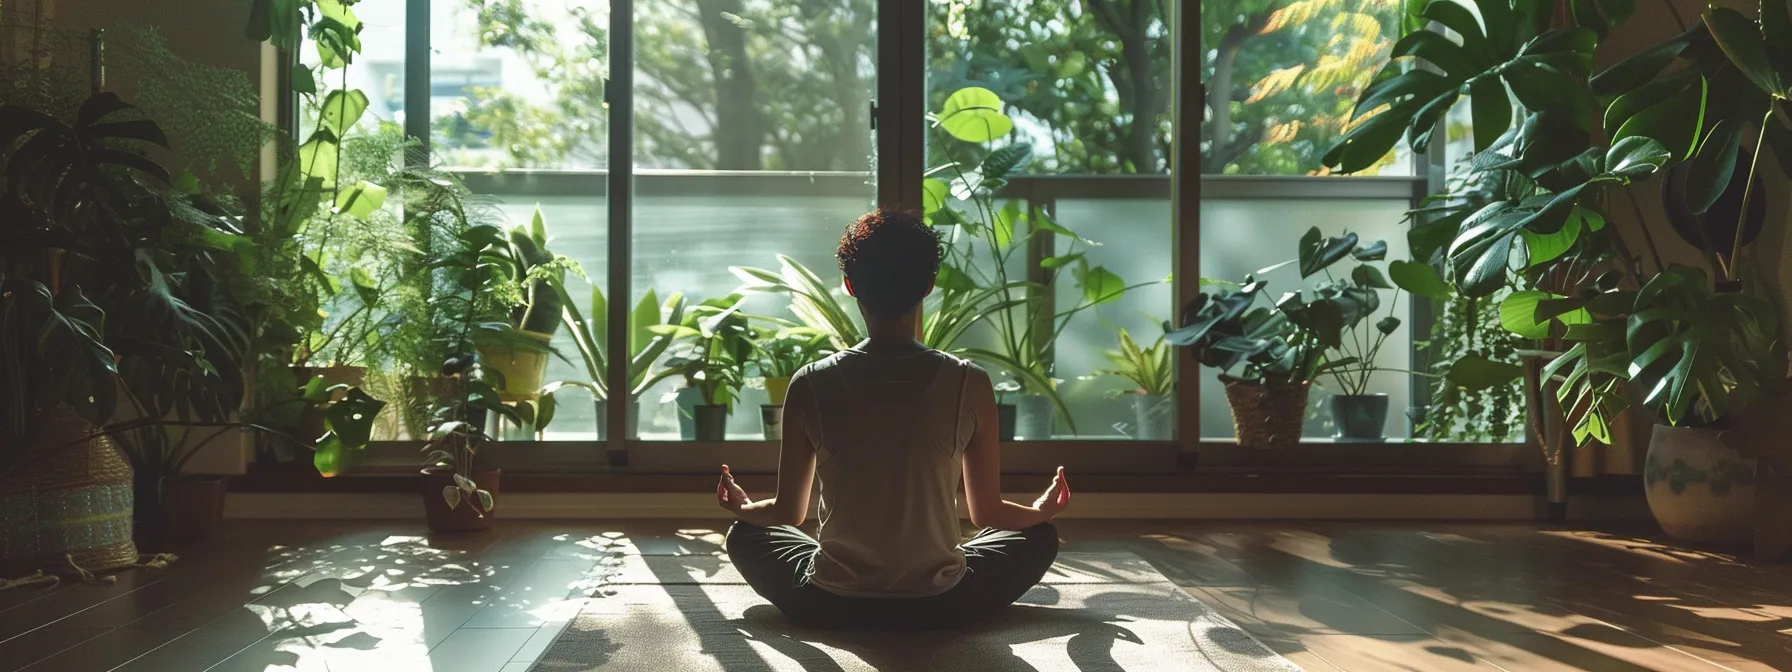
[1596,0,1792,336]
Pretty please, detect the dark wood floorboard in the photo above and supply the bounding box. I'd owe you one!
[2,519,1787,671]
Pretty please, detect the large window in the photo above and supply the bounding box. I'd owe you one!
[1201,0,1409,175]
[294,0,1490,461]
[925,0,1177,440]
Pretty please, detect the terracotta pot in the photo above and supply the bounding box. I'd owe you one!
[160,475,227,540]
[1645,425,1756,546]
[1224,379,1310,450]
[421,468,501,533]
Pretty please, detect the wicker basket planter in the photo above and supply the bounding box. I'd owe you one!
[0,409,142,578]
[1223,379,1311,450]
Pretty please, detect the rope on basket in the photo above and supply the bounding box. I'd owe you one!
[0,571,60,592]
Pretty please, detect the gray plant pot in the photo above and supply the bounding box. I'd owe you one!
[760,404,784,440]
[593,399,640,440]
[1015,394,1054,440]
[1329,393,1389,441]
[693,404,729,442]
[997,404,1017,441]
[675,387,703,440]
[1131,394,1173,440]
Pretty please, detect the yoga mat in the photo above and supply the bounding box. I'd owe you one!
[530,551,1303,671]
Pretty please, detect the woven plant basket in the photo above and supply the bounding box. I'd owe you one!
[0,408,142,579]
[1224,379,1311,450]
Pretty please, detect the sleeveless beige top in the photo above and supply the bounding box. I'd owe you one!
[793,344,976,598]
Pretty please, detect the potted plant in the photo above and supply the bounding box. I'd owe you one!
[0,91,266,572]
[411,220,525,532]
[549,285,687,440]
[921,87,1161,438]
[419,357,518,533]
[1168,230,1387,449]
[1328,0,1792,529]
[751,326,831,439]
[1096,329,1175,440]
[656,295,755,441]
[1302,229,1404,441]
[476,207,569,401]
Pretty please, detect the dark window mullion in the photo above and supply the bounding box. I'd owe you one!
[1172,0,1201,451]
[606,0,635,462]
[875,0,924,210]
[404,0,431,163]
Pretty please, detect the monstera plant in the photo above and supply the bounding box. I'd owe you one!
[1332,0,1792,542]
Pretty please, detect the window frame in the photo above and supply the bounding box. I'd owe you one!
[297,0,1528,477]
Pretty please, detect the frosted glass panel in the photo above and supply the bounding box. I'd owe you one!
[1199,198,1414,440]
[1051,199,1174,439]
[633,192,874,440]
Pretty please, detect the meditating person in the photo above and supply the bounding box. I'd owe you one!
[716,208,1071,630]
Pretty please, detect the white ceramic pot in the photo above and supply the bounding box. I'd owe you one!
[1644,424,1757,545]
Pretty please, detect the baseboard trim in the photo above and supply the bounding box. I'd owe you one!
[224,492,1652,521]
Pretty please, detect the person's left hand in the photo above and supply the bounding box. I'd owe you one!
[717,464,752,513]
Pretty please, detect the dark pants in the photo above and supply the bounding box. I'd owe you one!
[725,521,1059,630]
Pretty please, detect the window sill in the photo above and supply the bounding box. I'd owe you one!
[232,438,1618,496]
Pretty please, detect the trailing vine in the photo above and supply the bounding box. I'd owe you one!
[1416,294,1524,443]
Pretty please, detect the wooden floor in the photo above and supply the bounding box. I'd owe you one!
[2,519,1790,671]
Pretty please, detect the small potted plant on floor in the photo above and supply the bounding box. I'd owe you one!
[751,326,831,439]
[656,295,755,441]
[1097,329,1175,440]
[411,220,529,532]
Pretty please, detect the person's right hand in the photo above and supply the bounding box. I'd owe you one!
[1033,466,1070,519]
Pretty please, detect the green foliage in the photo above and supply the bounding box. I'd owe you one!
[1169,228,1400,395]
[925,86,1164,432]
[1097,329,1174,397]
[754,327,832,379]
[439,0,1171,175]
[1202,0,1401,174]
[1414,295,1524,443]
[731,255,866,351]
[656,294,757,409]
[555,286,688,403]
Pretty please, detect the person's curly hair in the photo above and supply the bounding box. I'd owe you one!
[836,209,943,318]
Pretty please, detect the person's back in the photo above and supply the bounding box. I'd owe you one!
[799,346,972,597]
[714,208,1070,629]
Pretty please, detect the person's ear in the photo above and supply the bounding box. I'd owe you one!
[844,277,857,297]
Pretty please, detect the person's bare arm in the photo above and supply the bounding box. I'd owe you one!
[960,367,1069,530]
[719,373,817,527]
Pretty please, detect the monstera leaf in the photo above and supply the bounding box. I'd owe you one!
[1326,0,1600,173]
[1445,137,1671,296]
